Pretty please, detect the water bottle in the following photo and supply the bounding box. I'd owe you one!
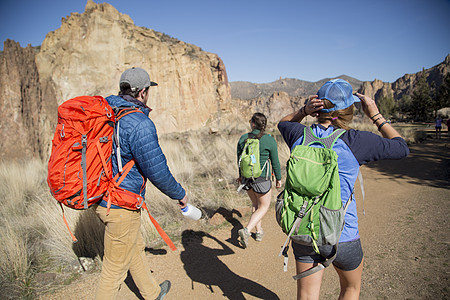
[181,204,202,220]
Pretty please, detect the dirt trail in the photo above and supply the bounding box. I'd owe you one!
[41,140,449,299]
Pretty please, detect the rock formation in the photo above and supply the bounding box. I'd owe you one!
[35,0,230,134]
[359,54,450,101]
[233,91,305,125]
[0,1,230,160]
[0,40,57,160]
[359,79,394,100]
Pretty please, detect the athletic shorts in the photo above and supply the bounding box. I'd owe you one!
[242,177,271,194]
[292,239,363,271]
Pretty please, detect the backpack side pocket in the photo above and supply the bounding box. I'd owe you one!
[318,205,344,246]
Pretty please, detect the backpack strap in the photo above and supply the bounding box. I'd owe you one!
[142,202,177,251]
[301,127,346,149]
[113,107,144,173]
[262,159,270,180]
[81,134,88,209]
[59,203,78,243]
[358,169,365,215]
[278,198,316,257]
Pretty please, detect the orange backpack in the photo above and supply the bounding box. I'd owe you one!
[47,96,176,250]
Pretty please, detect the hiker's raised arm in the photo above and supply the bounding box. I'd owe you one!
[279,95,323,123]
[356,93,402,140]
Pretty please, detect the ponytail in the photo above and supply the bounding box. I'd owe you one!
[250,112,267,138]
[317,100,354,130]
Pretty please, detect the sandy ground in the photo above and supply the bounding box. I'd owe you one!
[40,140,449,299]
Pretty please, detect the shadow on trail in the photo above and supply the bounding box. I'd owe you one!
[180,229,279,300]
[202,207,245,248]
[364,140,449,189]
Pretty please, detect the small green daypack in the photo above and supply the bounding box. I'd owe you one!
[238,133,265,180]
[276,127,352,279]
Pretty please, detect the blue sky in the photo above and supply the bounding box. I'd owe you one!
[0,0,449,83]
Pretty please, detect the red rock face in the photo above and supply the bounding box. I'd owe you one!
[0,40,57,160]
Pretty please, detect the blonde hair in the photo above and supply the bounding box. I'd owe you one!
[317,99,354,130]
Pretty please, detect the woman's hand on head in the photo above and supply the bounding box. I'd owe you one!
[356,93,379,118]
[305,95,324,117]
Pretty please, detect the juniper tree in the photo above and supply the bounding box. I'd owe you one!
[433,72,450,117]
[411,70,433,121]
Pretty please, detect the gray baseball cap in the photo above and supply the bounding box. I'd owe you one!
[119,67,158,91]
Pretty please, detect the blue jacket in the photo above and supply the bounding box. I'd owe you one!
[99,95,185,208]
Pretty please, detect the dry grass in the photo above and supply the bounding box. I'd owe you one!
[0,125,251,297]
[0,160,68,299]
[0,116,422,298]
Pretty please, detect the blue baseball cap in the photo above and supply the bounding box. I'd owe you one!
[317,79,360,112]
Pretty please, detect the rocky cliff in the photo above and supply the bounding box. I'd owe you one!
[0,40,57,160]
[36,1,230,134]
[0,1,230,160]
[360,54,450,100]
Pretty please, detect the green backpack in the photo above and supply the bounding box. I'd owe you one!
[276,127,353,279]
[238,133,267,180]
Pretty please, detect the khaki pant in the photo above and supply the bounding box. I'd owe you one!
[94,205,160,300]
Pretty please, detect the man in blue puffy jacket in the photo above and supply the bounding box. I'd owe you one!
[95,67,188,300]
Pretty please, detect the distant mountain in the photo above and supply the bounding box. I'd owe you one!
[231,75,363,100]
[231,55,450,104]
[229,56,449,127]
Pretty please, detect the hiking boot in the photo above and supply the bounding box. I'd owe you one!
[155,280,171,300]
[238,227,250,248]
[255,230,264,242]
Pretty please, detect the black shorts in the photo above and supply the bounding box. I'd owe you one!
[292,239,363,271]
[242,177,271,194]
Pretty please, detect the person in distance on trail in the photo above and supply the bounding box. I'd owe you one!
[94,67,188,300]
[435,115,442,139]
[237,112,282,248]
[278,79,409,300]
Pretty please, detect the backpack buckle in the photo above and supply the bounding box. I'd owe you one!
[60,124,65,138]
[136,196,144,209]
[99,136,109,143]
[282,245,289,272]
[297,201,308,218]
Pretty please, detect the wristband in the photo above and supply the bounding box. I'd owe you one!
[370,112,381,120]
[302,106,307,116]
[377,121,388,131]
[372,116,383,124]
